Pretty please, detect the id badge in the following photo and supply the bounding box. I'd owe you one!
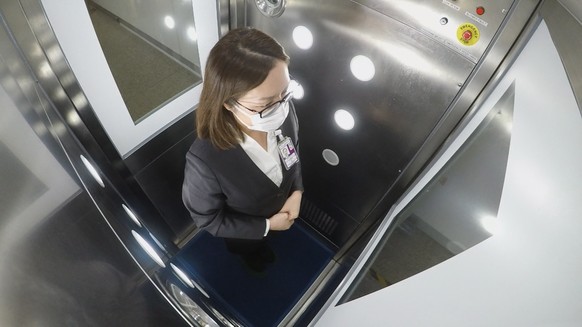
[277,136,299,170]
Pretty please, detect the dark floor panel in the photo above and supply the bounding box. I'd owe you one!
[177,221,334,327]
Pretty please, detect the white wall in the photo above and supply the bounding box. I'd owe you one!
[315,21,582,327]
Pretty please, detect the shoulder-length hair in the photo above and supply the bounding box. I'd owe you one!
[196,27,290,150]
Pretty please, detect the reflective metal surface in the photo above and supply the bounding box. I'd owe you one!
[0,1,223,326]
[21,0,188,245]
[255,0,287,17]
[237,0,539,253]
[0,0,556,325]
[230,0,540,324]
[544,0,582,115]
[353,0,515,63]
[313,13,582,325]
[244,0,474,245]
[0,19,189,327]
[340,81,515,303]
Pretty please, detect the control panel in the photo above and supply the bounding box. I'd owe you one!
[353,0,516,63]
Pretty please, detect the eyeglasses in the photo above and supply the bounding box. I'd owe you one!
[234,81,298,118]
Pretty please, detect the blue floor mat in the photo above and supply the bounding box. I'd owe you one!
[177,221,335,327]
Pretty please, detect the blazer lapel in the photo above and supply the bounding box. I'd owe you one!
[232,145,282,190]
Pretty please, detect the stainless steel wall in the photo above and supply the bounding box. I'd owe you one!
[234,0,540,250]
[544,0,582,115]
[313,0,582,322]
[5,0,579,326]
[7,0,575,325]
[0,1,204,326]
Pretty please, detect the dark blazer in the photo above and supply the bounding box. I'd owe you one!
[182,103,303,240]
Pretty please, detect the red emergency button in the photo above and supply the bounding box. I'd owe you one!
[476,6,485,15]
[457,23,479,45]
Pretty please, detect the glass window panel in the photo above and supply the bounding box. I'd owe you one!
[86,0,202,123]
[339,83,516,303]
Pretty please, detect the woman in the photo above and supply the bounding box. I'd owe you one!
[182,28,303,272]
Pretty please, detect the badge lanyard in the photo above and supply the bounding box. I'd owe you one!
[275,130,299,170]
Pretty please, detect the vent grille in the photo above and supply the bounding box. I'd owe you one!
[300,198,338,236]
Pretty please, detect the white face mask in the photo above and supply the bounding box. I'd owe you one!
[233,101,289,132]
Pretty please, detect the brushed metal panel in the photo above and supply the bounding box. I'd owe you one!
[246,0,475,232]
[354,0,516,63]
[558,0,582,21]
[544,0,582,115]
[0,3,209,325]
[334,0,540,259]
[0,38,189,327]
[17,0,123,170]
[341,81,515,303]
[12,0,182,246]
[0,141,48,219]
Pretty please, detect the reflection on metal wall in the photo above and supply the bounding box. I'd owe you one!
[341,82,515,303]
[352,0,514,63]
[314,11,582,325]
[0,20,188,327]
[544,0,582,115]
[237,0,538,250]
[0,1,225,326]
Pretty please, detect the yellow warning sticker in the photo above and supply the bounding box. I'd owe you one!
[457,23,480,46]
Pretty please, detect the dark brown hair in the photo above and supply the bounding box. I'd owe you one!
[196,27,290,149]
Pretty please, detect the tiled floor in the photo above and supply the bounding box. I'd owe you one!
[87,2,201,123]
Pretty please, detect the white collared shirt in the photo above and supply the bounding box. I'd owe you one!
[239,131,283,187]
[240,131,283,237]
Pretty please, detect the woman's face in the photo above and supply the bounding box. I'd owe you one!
[229,60,290,128]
